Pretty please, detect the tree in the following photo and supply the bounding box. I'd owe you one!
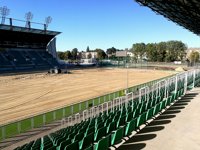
[95,49,107,59]
[57,51,66,60]
[156,42,167,62]
[87,52,92,59]
[146,43,157,61]
[107,47,117,55]
[71,48,78,60]
[86,46,90,52]
[77,52,82,60]
[131,43,146,61]
[189,51,199,66]
[165,40,187,62]
[131,41,187,62]
[65,51,72,60]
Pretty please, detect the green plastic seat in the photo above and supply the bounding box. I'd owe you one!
[111,126,125,145]
[85,126,95,136]
[166,96,172,106]
[47,146,57,150]
[79,132,94,150]
[73,132,84,142]
[146,107,154,120]
[125,118,136,136]
[59,139,71,150]
[96,122,104,131]
[134,107,141,118]
[42,142,53,150]
[84,145,93,150]
[136,112,147,128]
[153,103,160,115]
[94,135,110,150]
[126,111,134,122]
[55,137,66,146]
[104,118,112,127]
[94,126,107,142]
[117,115,126,128]
[65,141,79,150]
[107,122,116,134]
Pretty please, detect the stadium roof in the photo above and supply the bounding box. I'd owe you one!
[135,0,200,35]
[0,24,61,36]
[0,24,61,48]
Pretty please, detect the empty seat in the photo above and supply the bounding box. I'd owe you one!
[94,135,110,150]
[94,126,107,142]
[79,132,94,150]
[111,126,125,145]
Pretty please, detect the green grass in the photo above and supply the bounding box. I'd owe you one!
[100,96,104,103]
[5,123,18,138]
[21,119,32,132]
[110,93,114,100]
[56,109,63,120]
[93,98,99,106]
[65,106,71,117]
[119,90,125,97]
[88,99,93,107]
[34,115,43,128]
[45,112,54,124]
[73,103,79,114]
[81,102,86,111]
[105,94,110,102]
[0,127,2,141]
[115,91,120,98]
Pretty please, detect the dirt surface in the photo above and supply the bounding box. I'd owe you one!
[0,68,175,125]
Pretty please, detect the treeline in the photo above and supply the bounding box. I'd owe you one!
[57,47,107,61]
[57,40,188,63]
[131,41,187,62]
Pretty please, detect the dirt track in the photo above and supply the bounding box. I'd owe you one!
[0,68,175,125]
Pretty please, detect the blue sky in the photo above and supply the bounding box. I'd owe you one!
[1,0,200,51]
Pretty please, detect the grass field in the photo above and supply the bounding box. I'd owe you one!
[0,68,175,125]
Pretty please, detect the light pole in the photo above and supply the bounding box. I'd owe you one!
[126,50,129,94]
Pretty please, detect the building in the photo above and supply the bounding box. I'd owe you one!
[79,51,98,59]
[0,18,60,72]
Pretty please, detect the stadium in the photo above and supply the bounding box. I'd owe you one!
[0,0,200,150]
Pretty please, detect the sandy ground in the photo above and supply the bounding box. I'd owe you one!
[0,68,175,125]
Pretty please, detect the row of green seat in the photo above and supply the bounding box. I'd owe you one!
[14,78,190,150]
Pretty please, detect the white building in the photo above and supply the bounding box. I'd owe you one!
[79,51,98,59]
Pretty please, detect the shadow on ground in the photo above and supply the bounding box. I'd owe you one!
[117,92,198,150]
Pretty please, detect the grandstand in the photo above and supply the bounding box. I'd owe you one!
[0,21,60,72]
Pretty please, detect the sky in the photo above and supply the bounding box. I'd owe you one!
[1,0,200,51]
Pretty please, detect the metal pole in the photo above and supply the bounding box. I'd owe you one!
[127,64,128,94]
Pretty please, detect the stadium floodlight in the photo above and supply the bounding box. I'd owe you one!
[44,16,52,30]
[0,6,10,24]
[25,11,33,28]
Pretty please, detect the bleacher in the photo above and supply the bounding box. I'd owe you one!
[0,52,13,70]
[0,49,59,72]
[0,23,60,73]
[14,71,200,150]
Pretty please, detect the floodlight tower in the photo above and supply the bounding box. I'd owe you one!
[25,11,33,28]
[0,6,10,24]
[44,16,52,30]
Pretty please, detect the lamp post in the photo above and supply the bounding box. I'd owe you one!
[126,50,129,94]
